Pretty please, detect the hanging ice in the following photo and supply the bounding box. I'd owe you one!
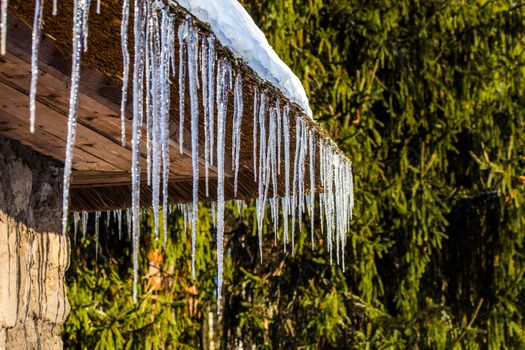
[120,0,130,146]
[105,210,111,231]
[126,208,131,240]
[232,73,243,196]
[0,0,8,55]
[268,107,278,244]
[252,87,258,182]
[15,0,357,307]
[145,4,161,241]
[73,212,79,246]
[216,57,232,307]
[290,116,301,253]
[177,19,187,154]
[184,17,200,280]
[207,36,216,170]
[160,8,172,250]
[117,209,122,240]
[130,0,146,303]
[95,211,100,259]
[81,211,88,238]
[282,104,291,251]
[29,0,44,134]
[210,201,216,227]
[276,100,282,174]
[62,0,92,236]
[201,36,210,196]
[308,129,316,248]
[255,90,267,260]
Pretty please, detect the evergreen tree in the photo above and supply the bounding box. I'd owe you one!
[64,0,525,348]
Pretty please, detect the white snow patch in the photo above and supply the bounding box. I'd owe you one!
[169,0,313,118]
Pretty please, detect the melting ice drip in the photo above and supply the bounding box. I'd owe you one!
[0,0,354,304]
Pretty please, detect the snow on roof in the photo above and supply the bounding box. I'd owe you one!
[169,0,313,118]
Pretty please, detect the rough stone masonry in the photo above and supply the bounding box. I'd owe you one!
[0,135,69,349]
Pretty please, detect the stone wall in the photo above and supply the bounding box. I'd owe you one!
[0,135,69,349]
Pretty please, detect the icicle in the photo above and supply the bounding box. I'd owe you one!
[105,210,110,231]
[131,0,145,303]
[62,0,92,236]
[320,142,335,264]
[290,116,301,253]
[297,121,308,241]
[299,119,309,234]
[118,209,122,240]
[308,129,316,248]
[81,0,91,52]
[0,0,8,55]
[256,91,268,260]
[210,201,216,227]
[73,212,79,246]
[268,107,278,244]
[207,36,216,167]
[276,100,282,174]
[160,8,171,250]
[144,6,152,187]
[252,87,259,182]
[29,0,44,134]
[81,211,88,238]
[96,0,101,14]
[282,104,291,251]
[125,208,130,239]
[146,3,161,241]
[236,199,244,215]
[216,57,232,308]
[52,0,58,16]
[318,140,325,240]
[201,36,210,196]
[184,17,200,280]
[95,211,100,259]
[177,19,187,154]
[181,203,188,233]
[232,73,243,196]
[120,0,130,146]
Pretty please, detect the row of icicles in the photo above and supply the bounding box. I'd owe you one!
[0,0,354,305]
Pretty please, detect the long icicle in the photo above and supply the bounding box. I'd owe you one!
[62,0,92,235]
[177,19,187,154]
[29,0,44,133]
[308,129,316,248]
[131,0,144,303]
[290,115,301,253]
[216,57,232,309]
[0,0,8,55]
[282,104,290,251]
[120,0,130,146]
[201,36,210,196]
[161,8,172,249]
[207,36,216,168]
[185,17,200,280]
[256,91,267,260]
[252,87,259,182]
[232,73,243,196]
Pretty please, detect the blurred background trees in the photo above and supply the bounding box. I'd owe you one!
[63,0,525,348]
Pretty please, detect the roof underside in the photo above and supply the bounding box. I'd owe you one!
[2,1,331,211]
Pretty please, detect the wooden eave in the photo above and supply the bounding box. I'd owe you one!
[1,1,327,211]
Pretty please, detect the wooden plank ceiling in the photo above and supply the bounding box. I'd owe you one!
[1,4,319,211]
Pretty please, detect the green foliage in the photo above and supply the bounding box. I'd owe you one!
[64,0,525,348]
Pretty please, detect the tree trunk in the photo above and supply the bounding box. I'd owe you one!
[0,135,69,349]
